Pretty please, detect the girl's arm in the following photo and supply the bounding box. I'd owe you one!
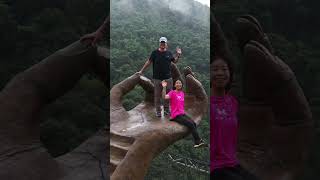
[162,81,170,99]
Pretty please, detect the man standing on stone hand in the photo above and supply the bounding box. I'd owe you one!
[138,37,182,117]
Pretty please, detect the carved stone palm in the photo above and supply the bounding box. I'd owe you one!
[212,14,313,180]
[0,40,108,180]
[110,65,208,179]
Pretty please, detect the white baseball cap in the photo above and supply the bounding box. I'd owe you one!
[159,37,167,43]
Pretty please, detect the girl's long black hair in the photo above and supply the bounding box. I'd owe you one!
[172,79,183,91]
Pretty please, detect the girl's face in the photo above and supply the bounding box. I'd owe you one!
[174,80,183,90]
[211,58,230,89]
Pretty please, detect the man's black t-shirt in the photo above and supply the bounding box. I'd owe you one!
[149,49,174,80]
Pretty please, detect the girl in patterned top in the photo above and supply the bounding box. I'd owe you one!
[211,56,259,180]
[162,79,206,148]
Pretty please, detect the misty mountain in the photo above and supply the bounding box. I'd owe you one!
[112,0,209,27]
[111,0,210,89]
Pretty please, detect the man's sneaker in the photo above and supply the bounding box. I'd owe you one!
[156,112,162,117]
[194,139,206,148]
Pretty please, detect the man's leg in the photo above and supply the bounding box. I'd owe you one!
[153,79,162,116]
[163,78,173,115]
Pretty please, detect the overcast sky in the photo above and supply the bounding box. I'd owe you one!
[194,0,210,7]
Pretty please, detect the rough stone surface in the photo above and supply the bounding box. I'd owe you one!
[212,14,314,180]
[110,64,208,180]
[0,40,108,180]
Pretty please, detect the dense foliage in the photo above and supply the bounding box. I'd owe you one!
[215,1,320,179]
[0,0,108,157]
[111,0,210,179]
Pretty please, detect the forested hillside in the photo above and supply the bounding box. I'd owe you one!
[214,1,320,179]
[0,0,108,156]
[111,0,210,179]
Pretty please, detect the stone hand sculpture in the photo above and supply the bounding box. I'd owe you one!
[212,14,313,180]
[0,39,108,180]
[110,64,208,180]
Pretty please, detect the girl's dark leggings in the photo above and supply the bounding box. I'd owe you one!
[211,165,259,180]
[170,114,201,143]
